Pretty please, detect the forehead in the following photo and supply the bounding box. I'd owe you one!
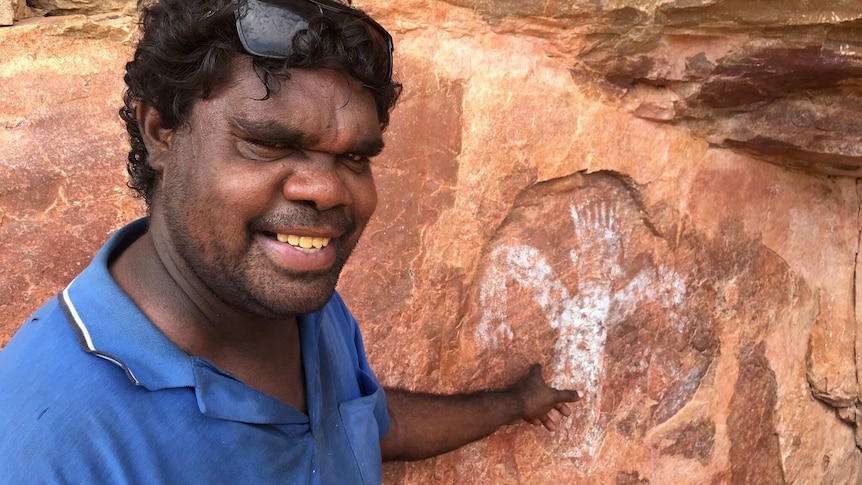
[203,59,382,147]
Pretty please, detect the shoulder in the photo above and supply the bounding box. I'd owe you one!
[0,296,141,408]
[1,297,83,380]
[0,299,154,479]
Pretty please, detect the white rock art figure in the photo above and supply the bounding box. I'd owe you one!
[476,193,686,466]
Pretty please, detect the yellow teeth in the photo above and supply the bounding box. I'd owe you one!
[275,233,331,254]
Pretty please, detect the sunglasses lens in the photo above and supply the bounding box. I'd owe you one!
[235,0,393,82]
[236,0,309,58]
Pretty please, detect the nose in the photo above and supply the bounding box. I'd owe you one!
[281,153,352,211]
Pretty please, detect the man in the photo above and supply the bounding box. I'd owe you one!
[0,0,578,482]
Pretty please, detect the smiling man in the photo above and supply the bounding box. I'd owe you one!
[0,0,578,483]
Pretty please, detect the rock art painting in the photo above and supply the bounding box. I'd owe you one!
[424,171,813,482]
[456,172,699,471]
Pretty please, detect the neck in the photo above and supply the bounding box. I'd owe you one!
[109,224,299,363]
[110,225,309,411]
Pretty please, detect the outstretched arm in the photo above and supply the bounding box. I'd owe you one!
[379,364,579,462]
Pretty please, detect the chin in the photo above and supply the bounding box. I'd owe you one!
[254,274,340,318]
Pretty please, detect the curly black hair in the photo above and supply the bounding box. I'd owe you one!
[119,0,401,206]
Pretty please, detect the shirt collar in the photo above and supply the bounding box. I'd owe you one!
[60,218,196,391]
[60,218,319,424]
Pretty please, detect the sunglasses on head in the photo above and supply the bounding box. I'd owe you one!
[234,0,394,83]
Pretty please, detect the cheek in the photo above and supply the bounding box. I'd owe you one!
[188,154,278,217]
[354,175,378,222]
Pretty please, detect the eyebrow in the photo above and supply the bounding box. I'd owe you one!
[231,118,304,146]
[355,138,386,158]
[231,117,386,157]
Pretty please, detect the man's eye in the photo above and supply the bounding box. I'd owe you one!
[341,152,370,172]
[241,139,296,160]
[251,139,290,150]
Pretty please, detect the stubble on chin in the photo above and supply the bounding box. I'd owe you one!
[174,227,358,320]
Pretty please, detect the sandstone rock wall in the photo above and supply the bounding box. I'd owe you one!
[2,1,861,483]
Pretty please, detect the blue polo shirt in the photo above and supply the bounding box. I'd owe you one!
[0,219,389,484]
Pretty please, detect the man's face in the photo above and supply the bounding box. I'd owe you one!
[149,61,381,319]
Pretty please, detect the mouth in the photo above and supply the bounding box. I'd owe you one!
[264,232,332,254]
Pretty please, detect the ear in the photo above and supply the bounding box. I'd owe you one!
[136,102,175,172]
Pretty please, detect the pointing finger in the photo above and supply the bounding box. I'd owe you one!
[557,389,580,402]
[556,402,571,417]
[541,415,557,432]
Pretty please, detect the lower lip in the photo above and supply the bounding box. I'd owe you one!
[257,234,338,272]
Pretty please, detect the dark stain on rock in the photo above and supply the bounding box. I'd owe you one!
[699,43,862,109]
[661,418,716,464]
[685,52,714,78]
[680,87,862,175]
[611,7,651,28]
[727,341,784,484]
[575,6,862,175]
[605,56,657,88]
[616,470,650,484]
[615,409,644,439]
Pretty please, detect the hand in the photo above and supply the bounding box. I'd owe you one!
[508,364,580,432]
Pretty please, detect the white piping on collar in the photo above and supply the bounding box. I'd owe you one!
[62,283,94,350]
[61,283,141,385]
